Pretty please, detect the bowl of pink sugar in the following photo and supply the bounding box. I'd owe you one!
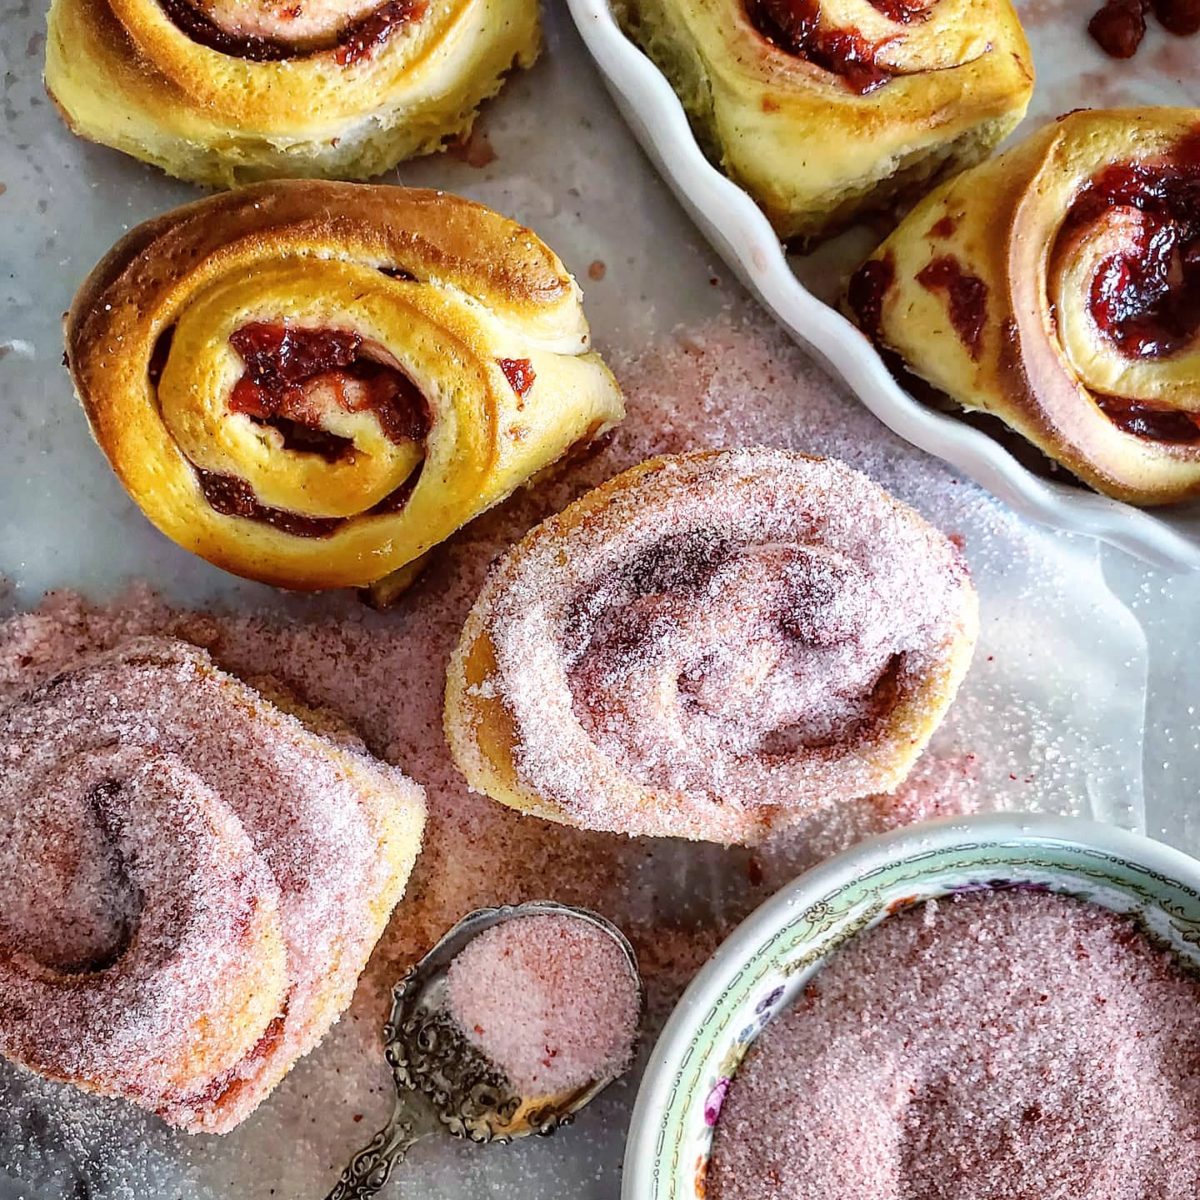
[624,813,1200,1200]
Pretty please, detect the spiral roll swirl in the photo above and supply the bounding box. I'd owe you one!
[619,0,1033,243]
[0,638,426,1132]
[445,449,978,844]
[45,0,539,186]
[65,182,624,591]
[848,108,1200,505]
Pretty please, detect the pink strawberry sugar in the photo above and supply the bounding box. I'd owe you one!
[446,914,639,1095]
[708,889,1200,1200]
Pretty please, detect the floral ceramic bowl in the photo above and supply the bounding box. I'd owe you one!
[623,813,1200,1200]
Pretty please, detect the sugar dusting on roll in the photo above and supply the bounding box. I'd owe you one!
[446,448,979,844]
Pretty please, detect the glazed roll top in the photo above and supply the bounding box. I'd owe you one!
[0,638,426,1133]
[621,0,1033,243]
[45,0,540,185]
[848,108,1200,505]
[446,449,978,845]
[66,182,624,591]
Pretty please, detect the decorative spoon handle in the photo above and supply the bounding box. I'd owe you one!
[325,1102,431,1200]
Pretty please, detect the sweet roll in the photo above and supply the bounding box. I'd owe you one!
[847,108,1200,504]
[0,637,426,1133]
[445,449,978,844]
[65,181,625,591]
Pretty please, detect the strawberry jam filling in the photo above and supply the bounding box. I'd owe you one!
[1065,145,1200,360]
[1094,397,1200,442]
[195,472,347,538]
[146,321,431,538]
[746,0,899,95]
[497,357,536,400]
[227,322,429,459]
[1058,133,1200,442]
[846,254,896,342]
[916,256,988,361]
[195,461,424,540]
[157,0,425,63]
[869,0,933,20]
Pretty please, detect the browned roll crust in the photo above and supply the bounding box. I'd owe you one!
[45,0,540,186]
[65,181,624,591]
[619,0,1034,244]
[847,108,1200,506]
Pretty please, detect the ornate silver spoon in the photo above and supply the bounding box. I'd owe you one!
[324,900,642,1199]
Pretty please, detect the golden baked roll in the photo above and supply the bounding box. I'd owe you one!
[44,0,539,186]
[0,637,426,1133]
[618,0,1033,244]
[65,181,624,592]
[847,108,1200,505]
[445,449,978,845]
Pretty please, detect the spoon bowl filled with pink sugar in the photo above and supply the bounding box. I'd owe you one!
[624,813,1200,1200]
[445,910,642,1100]
[325,901,641,1198]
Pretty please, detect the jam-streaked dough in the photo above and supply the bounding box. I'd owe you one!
[65,181,624,592]
[847,108,1200,506]
[44,0,539,186]
[445,449,978,845]
[617,0,1033,245]
[0,638,426,1134]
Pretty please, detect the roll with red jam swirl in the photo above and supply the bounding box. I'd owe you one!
[847,108,1200,505]
[618,0,1033,244]
[0,638,426,1133]
[445,449,978,845]
[65,181,624,593]
[44,0,539,186]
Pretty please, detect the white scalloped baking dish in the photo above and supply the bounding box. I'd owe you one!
[565,0,1200,571]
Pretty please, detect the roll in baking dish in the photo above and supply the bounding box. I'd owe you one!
[618,0,1034,245]
[847,108,1200,505]
[0,638,426,1133]
[446,448,978,845]
[44,0,540,186]
[65,181,624,592]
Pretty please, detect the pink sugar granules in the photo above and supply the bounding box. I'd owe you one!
[708,889,1200,1200]
[0,315,991,1041]
[445,914,639,1096]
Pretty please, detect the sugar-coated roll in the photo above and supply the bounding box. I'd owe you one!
[65,182,624,593]
[445,449,978,845]
[847,108,1200,505]
[0,637,426,1133]
[618,0,1033,245]
[45,0,540,186]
